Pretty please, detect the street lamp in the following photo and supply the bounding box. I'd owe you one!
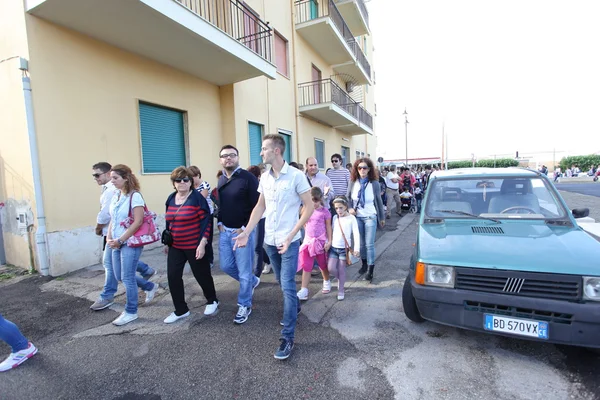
[403,108,409,166]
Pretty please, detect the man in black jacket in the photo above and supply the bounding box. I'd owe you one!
[217,145,260,324]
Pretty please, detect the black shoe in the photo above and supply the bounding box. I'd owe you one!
[365,265,374,282]
[358,260,368,275]
[274,339,294,360]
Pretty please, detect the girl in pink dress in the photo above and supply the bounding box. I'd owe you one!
[297,187,333,300]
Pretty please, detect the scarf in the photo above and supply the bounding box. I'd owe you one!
[357,177,369,209]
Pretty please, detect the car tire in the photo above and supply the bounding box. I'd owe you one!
[402,276,425,323]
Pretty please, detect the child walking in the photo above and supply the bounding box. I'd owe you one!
[297,187,333,300]
[329,197,360,300]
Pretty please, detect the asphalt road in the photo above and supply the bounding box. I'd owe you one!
[555,183,600,197]
[2,210,599,399]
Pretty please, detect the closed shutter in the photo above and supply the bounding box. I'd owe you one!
[281,133,291,163]
[315,139,325,167]
[248,122,263,165]
[139,103,186,173]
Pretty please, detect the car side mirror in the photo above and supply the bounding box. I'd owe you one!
[572,208,590,219]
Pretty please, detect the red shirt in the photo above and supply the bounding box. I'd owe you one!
[165,191,211,250]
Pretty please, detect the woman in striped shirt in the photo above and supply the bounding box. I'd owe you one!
[163,167,219,324]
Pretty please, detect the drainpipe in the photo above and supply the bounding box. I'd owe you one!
[21,62,50,276]
[290,3,301,161]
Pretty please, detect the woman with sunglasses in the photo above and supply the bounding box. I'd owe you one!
[163,167,219,324]
[347,158,385,282]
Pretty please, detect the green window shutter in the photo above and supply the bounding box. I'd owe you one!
[315,140,325,167]
[248,122,263,165]
[282,133,291,163]
[139,103,186,173]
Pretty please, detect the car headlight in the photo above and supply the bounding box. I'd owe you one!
[583,277,600,301]
[425,264,455,288]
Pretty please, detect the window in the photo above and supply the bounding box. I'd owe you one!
[315,139,325,168]
[341,146,350,166]
[139,102,186,173]
[355,150,360,160]
[248,122,264,166]
[278,129,292,163]
[274,32,289,77]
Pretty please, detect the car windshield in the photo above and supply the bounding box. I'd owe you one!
[424,176,567,219]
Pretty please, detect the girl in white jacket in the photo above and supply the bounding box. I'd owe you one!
[328,197,360,300]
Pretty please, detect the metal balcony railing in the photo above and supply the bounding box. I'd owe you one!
[298,79,373,130]
[294,0,371,79]
[176,0,272,62]
[356,0,369,26]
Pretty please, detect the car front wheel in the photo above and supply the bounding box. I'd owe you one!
[402,276,425,323]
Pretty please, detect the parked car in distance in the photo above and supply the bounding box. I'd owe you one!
[402,168,599,349]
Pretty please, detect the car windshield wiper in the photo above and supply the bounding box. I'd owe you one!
[434,209,501,223]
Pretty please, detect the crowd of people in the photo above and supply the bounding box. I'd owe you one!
[0,136,438,369]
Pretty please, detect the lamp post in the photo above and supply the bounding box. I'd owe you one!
[403,108,409,166]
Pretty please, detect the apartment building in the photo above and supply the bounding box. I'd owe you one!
[0,0,376,275]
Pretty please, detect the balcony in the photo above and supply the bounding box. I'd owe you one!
[334,0,369,36]
[298,79,373,135]
[25,0,277,86]
[294,0,371,85]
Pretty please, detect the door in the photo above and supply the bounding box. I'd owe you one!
[341,146,350,167]
[279,130,292,163]
[311,65,322,104]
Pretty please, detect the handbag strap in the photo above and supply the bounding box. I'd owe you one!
[127,191,150,218]
[337,216,351,250]
[170,192,191,225]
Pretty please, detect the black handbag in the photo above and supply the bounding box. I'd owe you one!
[162,193,190,246]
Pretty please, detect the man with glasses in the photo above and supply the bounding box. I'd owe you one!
[326,153,350,204]
[89,162,157,311]
[306,157,335,205]
[216,146,260,324]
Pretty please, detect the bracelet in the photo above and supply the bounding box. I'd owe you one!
[117,238,124,246]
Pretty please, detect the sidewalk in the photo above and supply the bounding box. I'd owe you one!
[558,190,600,239]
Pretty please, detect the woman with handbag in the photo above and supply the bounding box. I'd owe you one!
[105,164,158,326]
[328,197,360,300]
[163,167,219,324]
[347,158,385,283]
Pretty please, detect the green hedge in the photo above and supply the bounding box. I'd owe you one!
[447,158,519,169]
[559,155,600,172]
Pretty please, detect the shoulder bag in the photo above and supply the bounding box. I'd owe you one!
[337,216,358,266]
[121,192,161,248]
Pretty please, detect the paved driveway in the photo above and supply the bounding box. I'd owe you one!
[555,183,600,198]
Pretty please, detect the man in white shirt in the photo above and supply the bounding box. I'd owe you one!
[384,165,402,218]
[234,134,313,361]
[90,162,157,311]
[306,157,335,204]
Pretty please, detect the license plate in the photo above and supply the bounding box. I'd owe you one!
[484,314,549,339]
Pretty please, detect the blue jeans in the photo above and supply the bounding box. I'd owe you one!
[100,257,154,302]
[265,240,301,341]
[0,313,29,353]
[102,245,149,314]
[357,215,377,265]
[219,229,257,308]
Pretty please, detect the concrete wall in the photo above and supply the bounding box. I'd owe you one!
[23,16,223,275]
[0,0,36,268]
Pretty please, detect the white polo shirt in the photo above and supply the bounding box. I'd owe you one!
[258,162,311,246]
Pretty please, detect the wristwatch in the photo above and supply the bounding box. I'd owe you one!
[117,239,125,246]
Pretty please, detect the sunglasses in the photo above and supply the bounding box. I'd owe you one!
[173,178,191,183]
[331,160,340,163]
[92,173,104,178]
[220,153,238,159]
[358,166,369,170]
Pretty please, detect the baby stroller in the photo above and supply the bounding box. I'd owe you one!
[399,187,417,213]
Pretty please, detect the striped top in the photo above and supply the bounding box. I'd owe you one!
[165,190,212,250]
[326,168,350,198]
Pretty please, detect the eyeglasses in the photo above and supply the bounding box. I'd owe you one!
[311,198,322,202]
[220,153,238,159]
[358,166,369,170]
[173,178,190,183]
[331,160,340,163]
[92,173,105,178]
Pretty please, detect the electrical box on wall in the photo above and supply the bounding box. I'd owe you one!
[16,207,33,232]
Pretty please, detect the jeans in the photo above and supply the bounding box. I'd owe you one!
[265,240,301,341]
[0,313,29,353]
[254,218,270,277]
[219,229,257,308]
[100,260,153,301]
[356,215,377,265]
[167,247,218,315]
[102,245,148,314]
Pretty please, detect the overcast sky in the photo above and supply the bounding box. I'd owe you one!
[370,0,600,162]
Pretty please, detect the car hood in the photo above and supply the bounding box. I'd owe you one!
[418,221,600,276]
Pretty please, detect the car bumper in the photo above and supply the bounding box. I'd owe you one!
[410,277,600,348]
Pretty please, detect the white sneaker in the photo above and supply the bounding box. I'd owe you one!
[164,311,190,324]
[297,287,309,301]
[204,301,219,316]
[112,312,138,326]
[262,264,272,274]
[0,342,37,372]
[337,293,345,301]
[322,280,331,294]
[144,283,158,304]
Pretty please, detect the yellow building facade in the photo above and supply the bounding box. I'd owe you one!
[0,0,377,275]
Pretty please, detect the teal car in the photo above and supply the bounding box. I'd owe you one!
[402,168,600,348]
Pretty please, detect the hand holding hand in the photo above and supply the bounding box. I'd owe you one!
[324,242,331,252]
